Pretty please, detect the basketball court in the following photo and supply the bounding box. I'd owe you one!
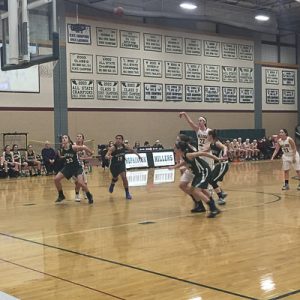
[0,160,299,300]
[0,0,299,299]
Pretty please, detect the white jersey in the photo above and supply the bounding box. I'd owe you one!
[196,128,211,151]
[278,137,294,158]
[196,127,213,169]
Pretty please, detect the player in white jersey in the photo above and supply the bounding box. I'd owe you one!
[271,129,300,190]
[74,133,89,201]
[179,112,213,168]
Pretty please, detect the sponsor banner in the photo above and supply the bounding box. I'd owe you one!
[153,168,175,184]
[125,153,148,169]
[152,151,175,167]
[127,170,149,186]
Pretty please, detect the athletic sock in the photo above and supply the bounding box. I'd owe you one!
[208,198,217,211]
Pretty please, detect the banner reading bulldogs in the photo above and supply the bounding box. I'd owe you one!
[125,153,148,169]
[152,151,175,167]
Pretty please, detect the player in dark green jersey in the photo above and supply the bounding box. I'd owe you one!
[207,129,229,205]
[174,141,222,218]
[54,135,94,204]
[106,134,141,200]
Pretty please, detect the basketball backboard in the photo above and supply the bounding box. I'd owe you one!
[1,0,59,71]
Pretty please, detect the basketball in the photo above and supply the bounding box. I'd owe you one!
[113,6,124,16]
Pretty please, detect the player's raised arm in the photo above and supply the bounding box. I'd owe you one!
[179,111,198,131]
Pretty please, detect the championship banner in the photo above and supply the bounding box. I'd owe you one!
[153,169,175,184]
[125,153,148,169]
[152,151,175,167]
[126,170,149,186]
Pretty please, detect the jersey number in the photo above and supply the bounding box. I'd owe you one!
[66,158,73,163]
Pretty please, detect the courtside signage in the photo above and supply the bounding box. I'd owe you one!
[152,152,175,167]
[125,153,148,169]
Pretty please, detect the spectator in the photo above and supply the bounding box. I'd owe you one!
[144,141,150,147]
[134,141,140,149]
[153,140,164,149]
[25,145,41,176]
[41,141,57,175]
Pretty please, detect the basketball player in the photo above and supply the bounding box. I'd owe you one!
[207,130,229,205]
[74,133,90,202]
[174,140,221,218]
[179,112,211,154]
[105,134,141,200]
[173,134,206,213]
[271,129,300,190]
[54,135,94,204]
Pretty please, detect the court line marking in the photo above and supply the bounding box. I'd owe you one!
[38,190,284,239]
[268,289,300,299]
[0,232,258,300]
[0,257,126,300]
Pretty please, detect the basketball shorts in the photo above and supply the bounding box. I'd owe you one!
[210,161,229,186]
[110,162,126,178]
[61,165,83,180]
[191,168,211,189]
[180,169,194,182]
[282,152,300,171]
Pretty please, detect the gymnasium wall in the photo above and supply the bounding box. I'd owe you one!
[68,111,254,148]
[0,3,298,147]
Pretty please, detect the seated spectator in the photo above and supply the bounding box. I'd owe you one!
[230,139,240,161]
[133,141,140,149]
[12,144,28,176]
[144,141,150,147]
[25,144,41,176]
[225,140,233,161]
[2,145,19,177]
[41,141,57,175]
[153,140,164,149]
[243,138,253,160]
[251,139,260,160]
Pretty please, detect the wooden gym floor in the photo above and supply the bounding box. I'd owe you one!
[0,160,299,300]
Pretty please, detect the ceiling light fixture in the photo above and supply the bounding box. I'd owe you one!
[180,2,198,10]
[255,13,270,21]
